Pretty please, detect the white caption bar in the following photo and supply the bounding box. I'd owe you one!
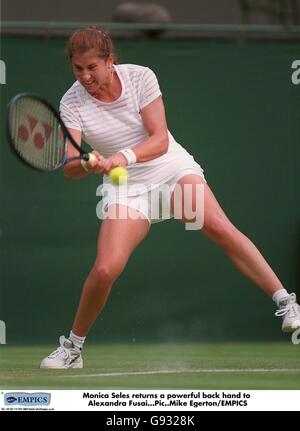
[1,390,300,411]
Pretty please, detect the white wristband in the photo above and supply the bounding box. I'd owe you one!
[80,158,90,172]
[119,148,137,166]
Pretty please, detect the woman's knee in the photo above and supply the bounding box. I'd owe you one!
[91,260,126,286]
[202,215,236,247]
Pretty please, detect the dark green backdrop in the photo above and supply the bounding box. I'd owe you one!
[1,36,299,344]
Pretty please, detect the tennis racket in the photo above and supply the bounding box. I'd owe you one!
[6,93,97,171]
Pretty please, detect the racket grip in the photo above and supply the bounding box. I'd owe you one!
[88,153,97,164]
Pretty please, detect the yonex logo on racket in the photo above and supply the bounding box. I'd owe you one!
[18,114,53,150]
[0,320,6,344]
[8,94,91,171]
[0,59,6,84]
[291,60,300,85]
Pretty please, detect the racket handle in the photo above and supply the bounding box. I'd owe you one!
[81,153,97,170]
[88,153,97,164]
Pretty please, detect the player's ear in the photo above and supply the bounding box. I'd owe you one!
[106,54,114,67]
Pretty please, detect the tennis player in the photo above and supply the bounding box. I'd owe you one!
[40,27,300,368]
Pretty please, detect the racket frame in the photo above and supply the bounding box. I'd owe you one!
[6,92,90,172]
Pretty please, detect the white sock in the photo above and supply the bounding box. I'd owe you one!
[272,288,289,307]
[69,331,86,351]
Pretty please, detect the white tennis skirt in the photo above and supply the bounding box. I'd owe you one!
[98,143,206,224]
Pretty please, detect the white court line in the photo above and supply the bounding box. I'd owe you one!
[62,369,300,378]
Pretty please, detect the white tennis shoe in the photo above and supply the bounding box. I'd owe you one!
[40,335,83,369]
[275,293,300,333]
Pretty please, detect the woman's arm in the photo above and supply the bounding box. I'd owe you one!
[63,129,104,180]
[102,96,169,173]
[65,96,170,176]
[134,96,169,162]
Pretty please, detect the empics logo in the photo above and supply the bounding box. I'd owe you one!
[4,392,51,406]
[291,60,300,85]
[0,60,6,84]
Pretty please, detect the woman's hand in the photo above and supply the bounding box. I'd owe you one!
[100,152,128,175]
[86,151,127,175]
[84,150,106,174]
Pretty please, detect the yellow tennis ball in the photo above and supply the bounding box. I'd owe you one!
[109,167,128,185]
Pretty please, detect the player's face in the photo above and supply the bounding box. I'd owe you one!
[71,50,113,96]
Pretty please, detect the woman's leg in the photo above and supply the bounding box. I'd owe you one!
[171,174,300,333]
[171,175,284,297]
[40,205,150,368]
[72,204,150,336]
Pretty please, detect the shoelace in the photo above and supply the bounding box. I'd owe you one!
[49,336,79,361]
[275,293,297,317]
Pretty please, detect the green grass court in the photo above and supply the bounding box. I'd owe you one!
[0,342,299,390]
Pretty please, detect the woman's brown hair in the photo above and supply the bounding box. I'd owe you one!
[66,26,117,63]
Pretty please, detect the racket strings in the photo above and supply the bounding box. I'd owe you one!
[10,97,65,170]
